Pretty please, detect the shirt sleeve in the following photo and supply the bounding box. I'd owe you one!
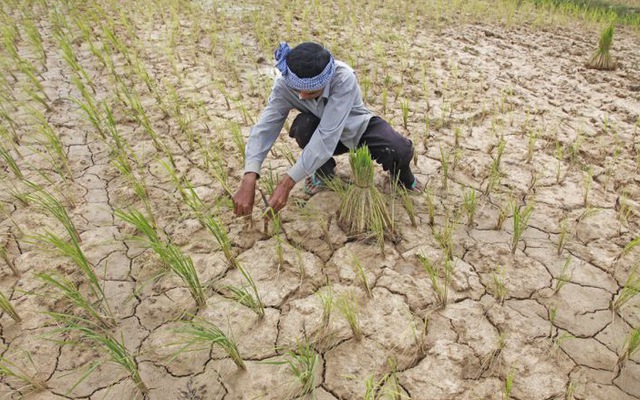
[287,72,358,183]
[244,79,292,176]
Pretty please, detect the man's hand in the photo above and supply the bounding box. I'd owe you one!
[232,173,258,216]
[267,175,296,215]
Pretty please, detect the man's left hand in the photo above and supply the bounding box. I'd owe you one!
[266,175,296,216]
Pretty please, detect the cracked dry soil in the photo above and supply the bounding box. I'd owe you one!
[0,1,639,399]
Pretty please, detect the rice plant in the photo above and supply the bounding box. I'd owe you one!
[118,208,203,307]
[463,187,478,226]
[32,231,109,315]
[0,143,22,179]
[269,340,319,396]
[621,236,640,258]
[336,291,362,340]
[352,256,372,298]
[503,369,516,400]
[511,203,534,254]
[26,184,81,244]
[174,316,245,369]
[548,307,558,338]
[316,285,333,328]
[48,313,148,396]
[337,147,392,237]
[439,145,450,191]
[492,265,507,304]
[0,350,47,393]
[0,290,20,322]
[434,210,457,260]
[401,99,409,129]
[526,130,537,163]
[418,254,451,308]
[223,263,264,318]
[115,208,161,249]
[1,243,20,276]
[553,257,572,294]
[557,218,569,255]
[477,333,506,379]
[612,266,640,313]
[614,327,640,377]
[162,244,206,308]
[582,167,593,208]
[587,25,616,70]
[555,140,564,184]
[229,122,245,163]
[35,272,113,328]
[425,188,436,226]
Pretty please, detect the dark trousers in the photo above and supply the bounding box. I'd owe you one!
[288,113,416,188]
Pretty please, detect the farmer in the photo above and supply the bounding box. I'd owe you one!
[232,41,421,217]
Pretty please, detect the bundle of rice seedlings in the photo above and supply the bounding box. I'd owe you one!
[587,25,616,70]
[337,146,392,236]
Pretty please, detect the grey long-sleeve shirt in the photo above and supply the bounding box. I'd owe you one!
[243,61,373,183]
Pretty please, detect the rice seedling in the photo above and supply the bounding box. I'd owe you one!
[316,285,333,328]
[0,143,22,179]
[548,307,558,338]
[611,266,640,313]
[35,271,113,328]
[476,332,506,379]
[336,291,362,340]
[337,146,393,237]
[162,244,206,308]
[620,236,640,256]
[434,210,457,260]
[425,188,436,226]
[26,183,81,244]
[553,257,572,294]
[587,24,616,70]
[174,316,245,369]
[439,145,450,191]
[401,99,409,129]
[0,290,20,322]
[565,381,577,400]
[617,192,634,228]
[48,313,148,396]
[32,112,72,181]
[492,265,507,304]
[222,263,265,318]
[526,130,537,163]
[0,243,19,276]
[31,230,112,316]
[511,203,534,254]
[614,327,640,376]
[555,140,564,183]
[463,187,478,227]
[557,218,569,255]
[382,87,388,116]
[417,254,451,308]
[503,368,516,400]
[115,208,161,248]
[352,256,372,298]
[268,340,319,396]
[0,350,47,393]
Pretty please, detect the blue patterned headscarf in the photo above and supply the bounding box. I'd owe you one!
[274,42,335,92]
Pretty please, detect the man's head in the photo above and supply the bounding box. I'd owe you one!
[274,41,335,95]
[286,42,331,78]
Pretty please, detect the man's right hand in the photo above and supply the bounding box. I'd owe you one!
[232,172,258,216]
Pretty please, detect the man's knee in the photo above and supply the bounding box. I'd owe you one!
[289,113,320,149]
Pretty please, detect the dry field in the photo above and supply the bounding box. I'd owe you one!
[0,0,639,399]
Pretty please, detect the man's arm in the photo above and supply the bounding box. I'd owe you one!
[233,81,292,216]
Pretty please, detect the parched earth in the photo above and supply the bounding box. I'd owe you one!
[0,1,639,399]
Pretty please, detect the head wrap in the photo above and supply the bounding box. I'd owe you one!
[274,42,335,92]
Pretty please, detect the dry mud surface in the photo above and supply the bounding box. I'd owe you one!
[0,1,639,399]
